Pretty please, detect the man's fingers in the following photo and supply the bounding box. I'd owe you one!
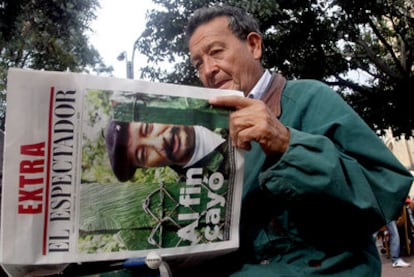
[233,128,254,151]
[209,95,254,109]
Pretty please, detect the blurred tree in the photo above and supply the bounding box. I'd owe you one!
[0,0,112,130]
[137,0,414,137]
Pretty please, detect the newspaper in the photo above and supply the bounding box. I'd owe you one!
[0,68,244,276]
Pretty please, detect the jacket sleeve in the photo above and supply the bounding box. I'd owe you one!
[259,80,413,234]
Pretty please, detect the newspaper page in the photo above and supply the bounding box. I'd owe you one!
[0,68,244,275]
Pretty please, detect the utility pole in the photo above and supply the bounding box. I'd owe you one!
[117,29,152,79]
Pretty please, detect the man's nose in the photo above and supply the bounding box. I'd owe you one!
[203,57,219,78]
[144,136,164,150]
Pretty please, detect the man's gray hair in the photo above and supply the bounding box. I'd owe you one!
[185,5,262,42]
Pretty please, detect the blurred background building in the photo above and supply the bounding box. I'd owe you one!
[382,128,414,196]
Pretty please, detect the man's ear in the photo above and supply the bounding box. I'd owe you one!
[246,32,262,60]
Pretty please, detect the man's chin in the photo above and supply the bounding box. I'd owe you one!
[166,153,180,166]
[218,83,234,90]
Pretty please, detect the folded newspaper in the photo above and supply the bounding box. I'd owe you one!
[0,68,244,276]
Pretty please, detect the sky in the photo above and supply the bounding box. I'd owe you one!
[89,0,155,79]
[88,1,371,85]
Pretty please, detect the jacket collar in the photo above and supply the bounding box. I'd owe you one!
[260,73,286,117]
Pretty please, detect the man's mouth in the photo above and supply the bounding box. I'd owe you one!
[165,127,181,162]
[171,132,180,155]
[213,79,230,89]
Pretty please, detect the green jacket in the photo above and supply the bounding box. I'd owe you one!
[232,79,413,276]
[176,79,413,277]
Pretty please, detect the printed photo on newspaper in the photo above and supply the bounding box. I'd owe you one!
[0,69,244,275]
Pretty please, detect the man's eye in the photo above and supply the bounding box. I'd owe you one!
[140,123,151,136]
[147,123,153,134]
[194,61,203,70]
[141,148,146,165]
[210,48,222,55]
[136,147,146,166]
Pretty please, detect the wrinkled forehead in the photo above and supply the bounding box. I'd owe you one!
[189,17,232,61]
[189,16,230,42]
[129,121,144,128]
[128,121,177,136]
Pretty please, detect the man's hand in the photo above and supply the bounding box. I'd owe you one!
[209,95,290,155]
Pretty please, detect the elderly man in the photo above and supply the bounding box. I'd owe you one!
[105,120,227,182]
[174,5,414,277]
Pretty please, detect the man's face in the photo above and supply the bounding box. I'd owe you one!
[189,16,263,95]
[127,122,195,168]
